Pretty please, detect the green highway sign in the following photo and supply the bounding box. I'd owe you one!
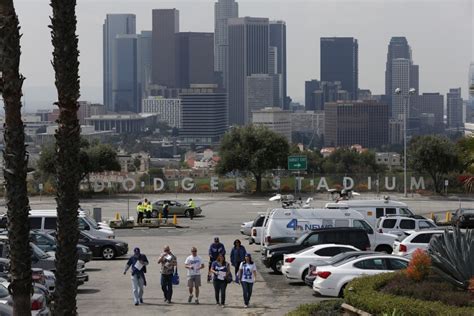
[288,155,307,171]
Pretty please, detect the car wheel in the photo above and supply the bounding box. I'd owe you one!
[338,283,348,298]
[375,245,393,254]
[102,246,116,260]
[151,210,158,218]
[271,257,283,274]
[301,268,309,282]
[184,210,190,218]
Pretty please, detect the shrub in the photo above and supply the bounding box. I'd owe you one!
[286,300,343,316]
[344,273,474,316]
[405,249,431,281]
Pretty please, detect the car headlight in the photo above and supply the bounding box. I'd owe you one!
[116,243,124,247]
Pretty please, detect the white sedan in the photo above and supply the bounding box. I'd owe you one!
[312,254,409,297]
[392,230,443,258]
[281,244,359,281]
[240,221,253,236]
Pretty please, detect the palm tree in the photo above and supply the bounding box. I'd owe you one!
[0,0,33,314]
[50,0,82,314]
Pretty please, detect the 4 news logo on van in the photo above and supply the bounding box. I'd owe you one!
[286,219,333,231]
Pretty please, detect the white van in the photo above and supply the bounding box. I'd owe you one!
[325,198,416,228]
[29,210,115,239]
[261,208,397,253]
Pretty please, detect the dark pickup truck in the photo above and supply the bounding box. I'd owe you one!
[261,227,371,273]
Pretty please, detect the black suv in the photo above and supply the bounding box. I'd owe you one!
[261,227,371,273]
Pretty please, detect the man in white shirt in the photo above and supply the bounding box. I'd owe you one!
[184,246,205,304]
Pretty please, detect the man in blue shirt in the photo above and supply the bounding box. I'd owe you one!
[208,237,226,282]
[124,247,149,305]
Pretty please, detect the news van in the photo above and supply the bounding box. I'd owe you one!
[325,198,417,228]
[260,208,397,253]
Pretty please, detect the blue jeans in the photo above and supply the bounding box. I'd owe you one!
[213,279,227,304]
[241,281,254,305]
[161,274,173,301]
[131,274,144,304]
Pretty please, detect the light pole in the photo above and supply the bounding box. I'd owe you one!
[395,87,416,197]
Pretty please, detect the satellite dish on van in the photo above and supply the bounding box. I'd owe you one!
[269,194,282,202]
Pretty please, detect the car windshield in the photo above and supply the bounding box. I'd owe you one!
[30,243,49,259]
[295,232,311,244]
[0,284,8,298]
[82,216,98,229]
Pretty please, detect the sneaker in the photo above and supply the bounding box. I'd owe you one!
[244,305,248,308]
[188,295,193,303]
[216,302,220,305]
[221,304,225,308]
[167,300,172,304]
[195,299,199,304]
[134,303,139,306]
[139,298,143,304]
[164,298,167,302]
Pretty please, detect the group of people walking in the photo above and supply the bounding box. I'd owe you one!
[123,237,257,308]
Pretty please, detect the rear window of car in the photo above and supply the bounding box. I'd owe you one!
[29,217,42,230]
[254,216,265,227]
[411,233,440,243]
[44,218,57,230]
[400,219,416,229]
[314,246,343,257]
[418,221,436,229]
[382,219,396,228]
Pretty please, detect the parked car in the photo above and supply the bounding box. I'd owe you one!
[250,214,266,245]
[78,231,128,260]
[151,200,202,218]
[0,280,51,316]
[261,227,371,273]
[312,254,409,297]
[304,251,378,287]
[392,230,444,258]
[240,221,253,236]
[376,216,437,237]
[281,244,359,281]
[451,208,474,228]
[30,230,92,263]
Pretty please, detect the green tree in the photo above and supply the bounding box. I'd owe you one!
[409,135,461,193]
[0,1,33,313]
[217,125,289,192]
[50,0,81,313]
[456,136,474,173]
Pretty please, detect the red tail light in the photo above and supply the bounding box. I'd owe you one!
[31,300,43,311]
[399,244,407,252]
[285,257,295,263]
[317,271,331,279]
[252,228,256,237]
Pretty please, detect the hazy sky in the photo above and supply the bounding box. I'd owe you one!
[11,0,474,110]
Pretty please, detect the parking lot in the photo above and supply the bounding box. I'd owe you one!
[8,192,474,315]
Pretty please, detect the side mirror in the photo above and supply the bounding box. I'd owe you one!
[84,225,90,231]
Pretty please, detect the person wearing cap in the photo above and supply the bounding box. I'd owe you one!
[238,253,257,308]
[124,247,149,306]
[208,237,226,282]
[184,247,205,304]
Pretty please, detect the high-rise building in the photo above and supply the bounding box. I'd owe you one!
[324,100,389,148]
[112,35,138,113]
[269,21,287,109]
[391,58,411,120]
[320,37,358,100]
[469,63,474,104]
[410,93,444,133]
[268,47,283,108]
[152,9,179,88]
[176,32,215,88]
[305,80,320,110]
[142,96,182,128]
[228,17,269,125]
[384,37,419,111]
[180,90,228,144]
[103,14,136,111]
[304,80,349,111]
[214,0,238,88]
[252,107,292,142]
[247,74,274,122]
[137,31,152,107]
[447,88,464,130]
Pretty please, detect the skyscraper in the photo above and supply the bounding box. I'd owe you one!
[469,62,474,103]
[269,46,283,107]
[152,9,179,88]
[269,21,287,109]
[247,74,274,121]
[391,58,411,119]
[447,88,464,130]
[137,31,152,107]
[410,93,444,133]
[305,80,320,110]
[112,35,138,113]
[214,0,238,88]
[103,14,136,111]
[320,37,358,100]
[384,37,419,110]
[228,17,269,125]
[176,32,215,88]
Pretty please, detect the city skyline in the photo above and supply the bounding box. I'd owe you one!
[9,0,473,110]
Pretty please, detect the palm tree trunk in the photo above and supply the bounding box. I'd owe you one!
[0,1,33,315]
[50,0,81,314]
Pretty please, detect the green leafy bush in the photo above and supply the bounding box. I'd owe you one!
[344,273,474,316]
[286,300,343,316]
